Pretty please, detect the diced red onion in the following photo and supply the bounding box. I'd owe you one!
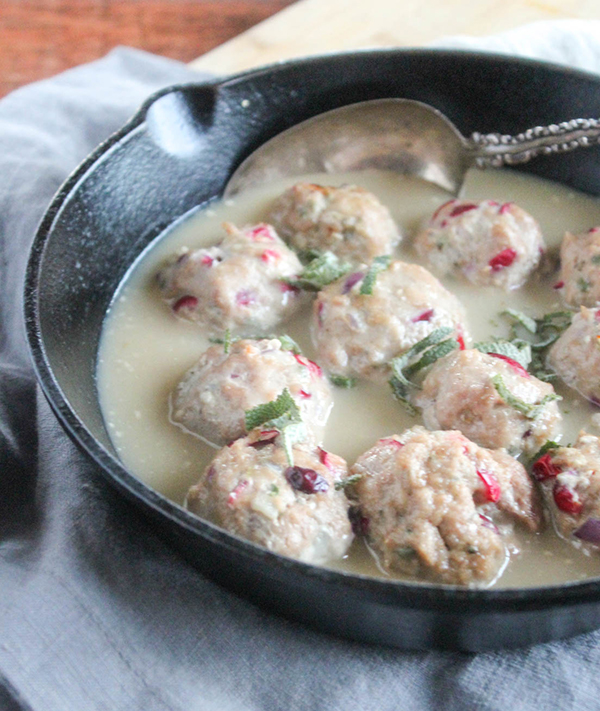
[342,271,365,294]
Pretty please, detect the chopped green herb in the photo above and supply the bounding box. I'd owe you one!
[277,334,302,354]
[334,473,363,490]
[474,340,532,369]
[297,248,323,265]
[389,376,419,416]
[492,374,561,419]
[501,308,537,334]
[578,277,591,293]
[359,255,392,295]
[269,484,280,496]
[329,374,358,389]
[209,329,236,353]
[285,251,351,291]
[529,440,561,465]
[403,338,459,378]
[592,254,600,265]
[244,388,307,465]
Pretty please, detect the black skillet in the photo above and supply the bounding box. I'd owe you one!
[24,49,600,651]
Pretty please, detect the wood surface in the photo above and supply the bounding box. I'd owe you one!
[0,0,295,97]
[191,0,600,75]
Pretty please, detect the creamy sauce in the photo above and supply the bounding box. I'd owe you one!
[97,168,600,588]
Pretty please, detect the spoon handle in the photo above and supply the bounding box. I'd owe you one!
[470,118,600,168]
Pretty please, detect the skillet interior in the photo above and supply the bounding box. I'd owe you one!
[24,49,600,651]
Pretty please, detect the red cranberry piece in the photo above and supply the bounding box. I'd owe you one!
[595,310,600,322]
[379,437,404,449]
[318,447,335,470]
[457,333,466,350]
[201,254,214,266]
[499,202,513,215]
[285,467,329,494]
[227,479,248,507]
[449,203,478,218]
[489,248,517,271]
[342,271,365,294]
[248,224,275,241]
[479,513,500,534]
[299,389,312,399]
[280,281,300,293]
[531,453,561,481]
[432,199,455,221]
[173,295,198,313]
[248,430,279,449]
[412,308,434,323]
[476,469,501,503]
[348,505,370,536]
[553,483,582,515]
[236,290,256,306]
[590,227,600,234]
[591,396,600,408]
[488,352,530,378]
[261,249,280,264]
[293,353,322,378]
[553,281,565,290]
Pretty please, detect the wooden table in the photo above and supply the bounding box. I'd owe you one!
[2,0,600,99]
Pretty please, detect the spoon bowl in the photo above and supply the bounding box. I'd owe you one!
[224,98,600,197]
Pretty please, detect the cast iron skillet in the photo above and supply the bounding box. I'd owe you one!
[24,49,600,651]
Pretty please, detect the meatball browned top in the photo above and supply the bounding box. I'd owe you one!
[186,430,353,565]
[557,228,600,307]
[312,259,469,380]
[547,307,600,405]
[157,222,304,336]
[267,183,400,263]
[532,432,600,553]
[417,348,562,455]
[348,427,541,586]
[171,338,333,446]
[414,199,544,290]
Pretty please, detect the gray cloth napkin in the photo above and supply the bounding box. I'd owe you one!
[2,34,600,711]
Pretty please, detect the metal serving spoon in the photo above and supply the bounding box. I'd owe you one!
[224,98,600,197]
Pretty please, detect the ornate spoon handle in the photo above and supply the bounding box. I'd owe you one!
[469,118,600,168]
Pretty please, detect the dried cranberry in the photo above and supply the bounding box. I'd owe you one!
[499,202,513,215]
[293,353,322,378]
[173,295,198,312]
[457,333,466,350]
[249,430,279,449]
[449,203,478,218]
[412,308,434,323]
[227,479,248,507]
[432,199,455,221]
[379,437,404,449]
[299,389,312,399]
[280,281,300,293]
[342,271,365,294]
[318,447,335,470]
[553,281,565,290]
[285,467,329,494]
[489,248,517,271]
[553,483,582,515]
[248,224,274,241]
[261,249,280,264]
[488,352,530,378]
[236,290,256,306]
[531,453,561,481]
[476,469,501,503]
[348,506,370,536]
[201,254,214,266]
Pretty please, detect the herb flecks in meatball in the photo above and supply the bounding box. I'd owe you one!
[416,348,562,455]
[557,228,600,307]
[267,183,400,264]
[171,338,332,446]
[347,427,541,586]
[186,431,353,565]
[157,222,304,336]
[312,259,469,381]
[415,199,545,290]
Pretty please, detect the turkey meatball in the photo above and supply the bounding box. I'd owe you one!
[267,183,400,263]
[171,338,332,446]
[186,430,353,564]
[157,222,303,336]
[547,307,600,404]
[416,348,562,455]
[414,199,544,290]
[532,432,600,553]
[312,259,469,380]
[348,427,541,586]
[556,228,600,307]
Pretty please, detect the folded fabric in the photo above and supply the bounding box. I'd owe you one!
[2,25,600,711]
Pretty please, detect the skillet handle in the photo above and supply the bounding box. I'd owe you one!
[469,118,600,168]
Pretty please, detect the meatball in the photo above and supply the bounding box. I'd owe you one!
[348,427,541,586]
[186,430,353,564]
[532,432,600,553]
[267,183,400,263]
[312,259,469,380]
[547,307,600,404]
[157,222,303,336]
[416,349,562,455]
[171,338,333,446]
[556,228,600,307]
[414,199,544,290]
